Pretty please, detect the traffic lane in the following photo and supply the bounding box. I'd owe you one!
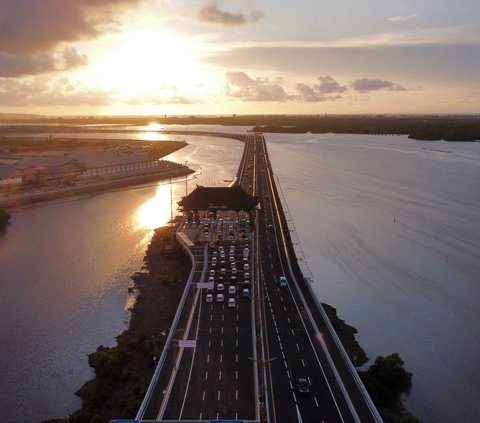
[174,295,251,420]
[259,217,349,422]
[261,281,299,423]
[266,279,349,423]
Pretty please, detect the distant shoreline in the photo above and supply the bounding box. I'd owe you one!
[2,114,480,142]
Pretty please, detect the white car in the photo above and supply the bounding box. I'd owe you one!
[206,293,213,303]
[244,263,249,270]
[228,286,236,294]
[216,293,225,302]
[217,283,225,291]
[228,298,236,308]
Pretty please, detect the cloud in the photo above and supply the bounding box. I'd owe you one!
[0,0,140,77]
[0,47,87,77]
[352,78,406,92]
[225,71,289,101]
[198,2,264,26]
[388,14,418,23]
[295,76,347,102]
[0,76,113,106]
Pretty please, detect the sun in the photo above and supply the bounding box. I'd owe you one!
[90,30,216,100]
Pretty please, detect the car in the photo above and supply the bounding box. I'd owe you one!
[244,272,250,280]
[228,298,236,308]
[206,293,213,303]
[244,263,250,270]
[208,276,214,283]
[220,268,226,274]
[229,256,235,262]
[217,283,225,291]
[209,270,215,276]
[231,268,237,274]
[296,377,310,395]
[279,276,288,287]
[267,224,273,231]
[242,288,250,297]
[216,293,225,302]
[228,285,236,294]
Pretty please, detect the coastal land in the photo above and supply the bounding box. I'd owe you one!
[2,113,480,141]
[0,138,193,209]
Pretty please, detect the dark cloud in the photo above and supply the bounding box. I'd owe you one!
[352,77,406,92]
[0,48,87,78]
[225,71,289,102]
[0,76,113,106]
[295,76,346,102]
[0,0,140,77]
[0,0,140,54]
[198,2,264,26]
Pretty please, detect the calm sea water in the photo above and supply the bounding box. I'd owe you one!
[1,128,479,423]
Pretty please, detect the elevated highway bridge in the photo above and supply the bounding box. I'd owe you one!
[133,132,382,423]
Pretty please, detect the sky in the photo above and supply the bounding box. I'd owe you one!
[0,0,479,116]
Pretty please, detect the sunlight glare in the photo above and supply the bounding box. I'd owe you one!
[94,31,214,100]
[137,183,172,231]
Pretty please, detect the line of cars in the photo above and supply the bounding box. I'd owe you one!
[205,241,251,308]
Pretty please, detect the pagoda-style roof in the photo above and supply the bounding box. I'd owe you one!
[178,185,258,211]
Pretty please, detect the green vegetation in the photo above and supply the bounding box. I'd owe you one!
[362,353,419,423]
[0,207,11,231]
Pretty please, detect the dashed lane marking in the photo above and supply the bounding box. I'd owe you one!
[315,397,319,407]
[219,371,222,380]
[207,354,210,363]
[202,390,206,401]
[205,371,208,381]
[301,359,306,367]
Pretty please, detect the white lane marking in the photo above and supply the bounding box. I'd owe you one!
[283,305,287,312]
[279,342,284,351]
[315,396,319,407]
[270,263,274,269]
[277,334,281,342]
[284,360,288,370]
[236,390,238,400]
[275,327,279,334]
[236,314,239,321]
[221,327,224,334]
[289,380,294,390]
[287,370,291,379]
[236,354,238,363]
[280,295,283,301]
[217,391,221,401]
[202,390,206,401]
[220,354,223,363]
[281,351,285,360]
[236,339,239,347]
[209,327,212,334]
[236,326,239,334]
[199,412,202,420]
[219,371,222,380]
[236,370,238,380]
[287,317,291,324]
[205,371,208,381]
[207,354,210,363]
[210,315,213,321]
[222,314,225,321]
[208,340,211,347]
[291,329,296,337]
[273,320,277,328]
[296,343,300,351]
[221,339,223,347]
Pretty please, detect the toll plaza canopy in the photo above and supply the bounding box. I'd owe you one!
[178,185,258,211]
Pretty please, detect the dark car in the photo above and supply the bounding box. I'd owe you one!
[297,377,310,395]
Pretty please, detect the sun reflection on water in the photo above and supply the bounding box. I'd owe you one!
[137,183,173,232]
